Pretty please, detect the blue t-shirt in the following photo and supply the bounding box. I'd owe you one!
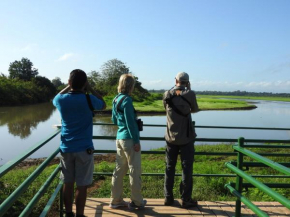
[53,92,104,153]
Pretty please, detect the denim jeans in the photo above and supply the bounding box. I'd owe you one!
[164,141,195,201]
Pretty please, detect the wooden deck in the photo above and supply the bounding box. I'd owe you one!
[73,198,290,217]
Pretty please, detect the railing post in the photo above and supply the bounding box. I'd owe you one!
[235,137,244,217]
[59,182,63,217]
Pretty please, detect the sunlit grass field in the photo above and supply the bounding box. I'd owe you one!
[104,94,257,112]
[200,95,290,102]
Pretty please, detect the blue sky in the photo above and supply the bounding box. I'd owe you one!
[0,0,290,93]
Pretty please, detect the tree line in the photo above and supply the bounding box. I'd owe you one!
[0,58,56,106]
[150,89,290,97]
[4,57,288,107]
[0,58,149,106]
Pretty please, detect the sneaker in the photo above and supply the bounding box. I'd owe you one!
[128,200,147,210]
[109,200,128,209]
[164,197,174,206]
[181,199,198,208]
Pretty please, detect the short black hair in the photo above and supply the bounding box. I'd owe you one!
[69,69,87,90]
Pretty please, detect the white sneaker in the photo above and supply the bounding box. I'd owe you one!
[109,200,128,209]
[128,200,147,210]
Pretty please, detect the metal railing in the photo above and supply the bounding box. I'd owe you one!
[225,137,290,217]
[1,123,290,216]
[0,129,62,217]
[93,122,290,179]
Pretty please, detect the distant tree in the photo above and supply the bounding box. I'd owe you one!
[100,59,130,86]
[95,59,131,95]
[91,58,149,100]
[9,58,38,81]
[131,76,150,101]
[87,70,101,87]
[51,77,64,88]
[32,76,57,100]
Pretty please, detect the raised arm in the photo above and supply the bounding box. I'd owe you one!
[86,82,106,110]
[190,92,199,113]
[58,85,71,94]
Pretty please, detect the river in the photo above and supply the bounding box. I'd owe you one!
[0,100,290,165]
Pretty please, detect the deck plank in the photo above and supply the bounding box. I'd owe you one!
[72,198,290,217]
[196,201,216,217]
[260,201,278,217]
[214,201,235,217]
[204,201,229,217]
[270,202,290,217]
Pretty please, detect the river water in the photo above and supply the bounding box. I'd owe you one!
[0,100,290,165]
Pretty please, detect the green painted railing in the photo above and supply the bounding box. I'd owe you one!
[225,137,290,217]
[0,129,62,217]
[1,122,290,216]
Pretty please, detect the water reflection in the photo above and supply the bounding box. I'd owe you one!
[0,103,55,138]
[93,116,118,137]
[1,99,290,166]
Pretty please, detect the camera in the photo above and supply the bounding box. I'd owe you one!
[136,119,143,131]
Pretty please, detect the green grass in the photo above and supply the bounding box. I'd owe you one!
[133,96,256,111]
[0,165,60,217]
[90,144,290,202]
[197,97,255,110]
[199,95,290,102]
[103,93,257,112]
[1,144,289,216]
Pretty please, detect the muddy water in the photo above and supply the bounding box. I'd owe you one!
[1,100,290,165]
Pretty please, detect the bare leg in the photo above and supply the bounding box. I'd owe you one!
[75,185,88,215]
[63,182,74,213]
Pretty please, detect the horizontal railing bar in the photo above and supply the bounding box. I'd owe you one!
[226,163,290,209]
[225,184,268,217]
[93,136,237,142]
[229,161,290,168]
[93,172,236,177]
[19,165,61,217]
[93,150,237,156]
[93,150,290,157]
[255,153,290,157]
[196,126,290,131]
[92,122,290,131]
[39,181,63,217]
[243,144,290,148]
[229,182,290,188]
[0,129,61,179]
[93,135,290,143]
[233,146,290,176]
[0,148,60,217]
[93,172,290,178]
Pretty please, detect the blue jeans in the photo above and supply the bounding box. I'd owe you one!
[164,141,195,201]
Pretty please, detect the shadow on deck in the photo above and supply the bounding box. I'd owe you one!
[73,198,290,217]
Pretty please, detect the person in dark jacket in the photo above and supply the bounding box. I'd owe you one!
[163,72,199,208]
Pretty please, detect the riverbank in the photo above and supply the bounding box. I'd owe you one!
[96,103,257,115]
[101,96,257,114]
[14,154,116,168]
[199,95,290,102]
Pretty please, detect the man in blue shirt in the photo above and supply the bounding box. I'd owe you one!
[53,69,106,217]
